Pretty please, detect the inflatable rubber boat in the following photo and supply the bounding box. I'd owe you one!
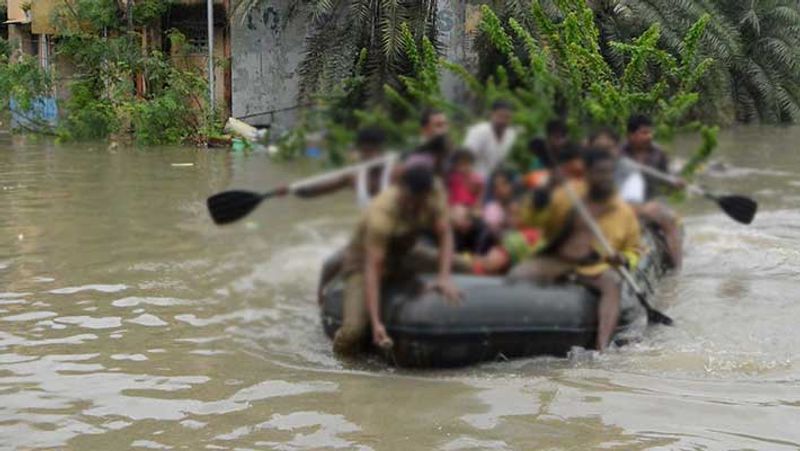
[320,227,671,368]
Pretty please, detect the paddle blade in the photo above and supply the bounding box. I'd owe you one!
[646,307,674,326]
[717,195,758,225]
[207,190,265,225]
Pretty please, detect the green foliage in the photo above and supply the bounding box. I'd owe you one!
[473,1,712,149]
[596,0,800,124]
[128,50,209,145]
[681,125,719,179]
[132,0,169,26]
[0,37,9,59]
[294,0,440,105]
[0,53,52,114]
[57,81,117,141]
[52,0,215,145]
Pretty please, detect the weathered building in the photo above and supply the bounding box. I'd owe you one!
[3,0,233,128]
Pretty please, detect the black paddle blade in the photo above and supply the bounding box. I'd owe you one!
[646,306,674,326]
[717,195,758,225]
[207,190,265,225]
[633,290,674,326]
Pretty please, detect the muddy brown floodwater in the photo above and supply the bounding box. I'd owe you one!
[1,127,799,450]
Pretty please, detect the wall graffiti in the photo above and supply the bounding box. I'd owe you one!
[246,1,281,34]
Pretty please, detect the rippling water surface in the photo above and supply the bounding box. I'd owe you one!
[1,127,799,449]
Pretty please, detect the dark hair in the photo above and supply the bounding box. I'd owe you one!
[420,108,444,127]
[589,127,619,144]
[417,133,449,156]
[528,137,553,167]
[582,147,614,169]
[627,114,653,134]
[546,119,568,138]
[402,164,435,195]
[558,142,582,164]
[490,167,516,185]
[450,148,475,165]
[491,99,514,112]
[356,127,386,148]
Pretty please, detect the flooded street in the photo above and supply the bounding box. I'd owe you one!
[1,127,799,450]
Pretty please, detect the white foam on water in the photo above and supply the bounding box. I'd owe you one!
[49,284,128,295]
[55,316,123,330]
[127,314,168,327]
[2,311,58,322]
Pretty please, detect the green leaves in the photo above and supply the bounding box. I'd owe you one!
[0,53,53,115]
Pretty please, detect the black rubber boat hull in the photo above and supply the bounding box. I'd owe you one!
[320,228,670,368]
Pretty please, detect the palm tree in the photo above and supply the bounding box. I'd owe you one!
[720,0,800,122]
[232,0,439,105]
[593,0,800,123]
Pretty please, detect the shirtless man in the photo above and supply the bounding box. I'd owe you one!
[511,149,642,351]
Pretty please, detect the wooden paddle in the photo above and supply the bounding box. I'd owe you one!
[207,155,396,225]
[622,158,758,225]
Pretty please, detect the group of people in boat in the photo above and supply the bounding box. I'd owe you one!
[287,102,685,355]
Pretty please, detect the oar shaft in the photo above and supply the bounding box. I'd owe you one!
[621,158,712,198]
[621,158,682,185]
[288,154,397,193]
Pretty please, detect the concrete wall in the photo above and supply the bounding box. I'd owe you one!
[231,1,482,132]
[437,0,481,104]
[231,0,309,132]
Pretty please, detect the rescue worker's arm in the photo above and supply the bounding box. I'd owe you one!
[364,241,390,346]
[431,216,462,303]
[436,216,454,279]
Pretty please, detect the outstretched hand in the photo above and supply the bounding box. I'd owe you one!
[427,277,463,305]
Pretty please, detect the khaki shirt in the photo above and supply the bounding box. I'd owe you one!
[344,184,447,274]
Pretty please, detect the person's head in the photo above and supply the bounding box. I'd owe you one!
[589,127,621,157]
[450,149,475,175]
[558,143,585,180]
[420,108,449,140]
[528,137,549,167]
[490,169,516,203]
[627,114,654,151]
[416,133,451,173]
[399,164,435,211]
[583,148,617,201]
[355,126,386,159]
[489,100,514,133]
[545,119,569,153]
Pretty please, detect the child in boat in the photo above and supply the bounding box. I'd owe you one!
[452,170,543,275]
[460,200,542,275]
[482,168,517,233]
[447,149,484,209]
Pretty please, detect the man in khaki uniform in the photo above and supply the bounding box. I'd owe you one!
[333,165,460,355]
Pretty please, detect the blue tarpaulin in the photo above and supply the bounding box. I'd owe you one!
[10,96,59,132]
